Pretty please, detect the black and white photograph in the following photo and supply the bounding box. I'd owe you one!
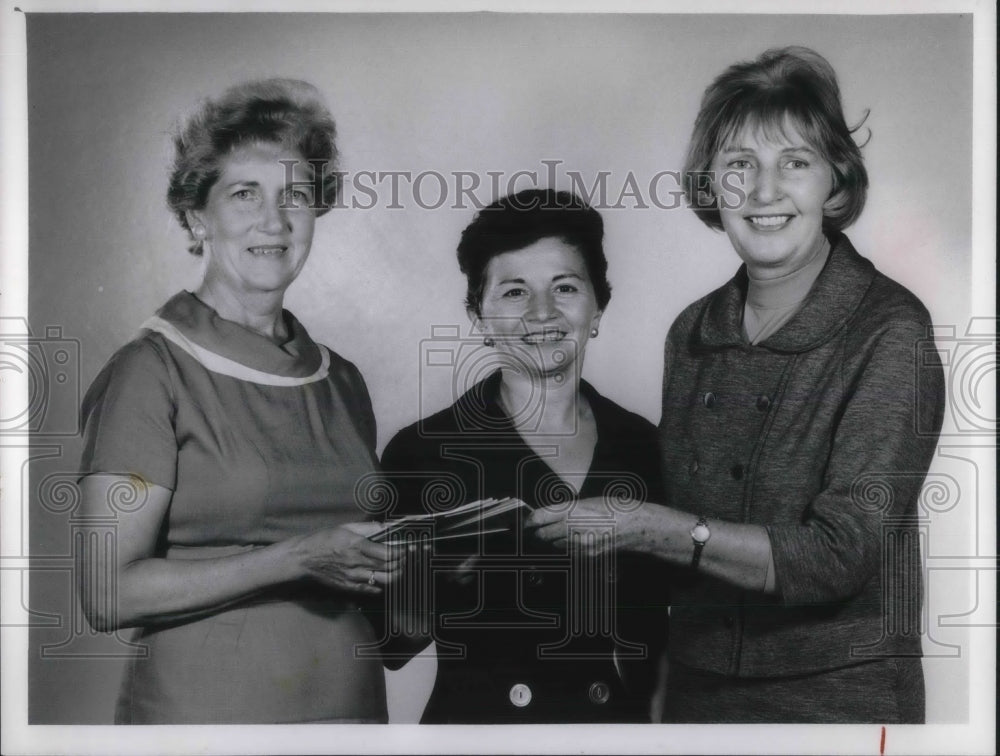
[1,1,994,754]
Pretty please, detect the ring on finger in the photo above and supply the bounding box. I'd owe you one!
[368,570,377,586]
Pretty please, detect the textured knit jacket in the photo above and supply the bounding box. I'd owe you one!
[658,232,945,677]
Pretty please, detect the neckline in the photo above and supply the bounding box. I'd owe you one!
[746,238,831,311]
[144,291,326,381]
[468,371,603,496]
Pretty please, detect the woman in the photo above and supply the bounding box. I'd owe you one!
[379,189,667,723]
[77,79,399,724]
[529,47,945,723]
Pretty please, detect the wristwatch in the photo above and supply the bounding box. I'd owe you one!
[690,516,711,570]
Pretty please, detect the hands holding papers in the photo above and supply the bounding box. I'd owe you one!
[370,497,528,546]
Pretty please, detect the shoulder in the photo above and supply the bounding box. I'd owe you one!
[586,383,656,439]
[663,275,734,352]
[382,397,463,469]
[858,270,933,329]
[381,378,497,468]
[842,261,935,360]
[322,346,369,390]
[83,330,174,404]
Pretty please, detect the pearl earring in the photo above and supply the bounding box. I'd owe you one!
[590,327,599,338]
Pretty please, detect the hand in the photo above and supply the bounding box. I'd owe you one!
[446,553,479,587]
[291,521,403,595]
[525,498,652,556]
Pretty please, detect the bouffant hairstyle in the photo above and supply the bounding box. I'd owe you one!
[683,46,868,232]
[167,78,339,255]
[457,189,611,316]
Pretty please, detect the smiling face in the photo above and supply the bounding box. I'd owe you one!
[189,142,317,299]
[712,119,834,279]
[475,238,603,381]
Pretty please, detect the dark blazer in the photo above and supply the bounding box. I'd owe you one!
[380,372,667,723]
[658,233,945,678]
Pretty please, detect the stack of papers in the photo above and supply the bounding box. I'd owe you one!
[371,497,528,545]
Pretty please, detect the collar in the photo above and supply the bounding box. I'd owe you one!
[698,232,877,353]
[142,291,325,381]
[459,370,613,432]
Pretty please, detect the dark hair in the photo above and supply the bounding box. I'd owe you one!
[457,189,611,316]
[683,46,868,232]
[167,78,340,255]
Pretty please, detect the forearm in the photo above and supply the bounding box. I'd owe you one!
[86,538,303,631]
[625,504,778,594]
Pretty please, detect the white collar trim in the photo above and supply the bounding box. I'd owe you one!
[141,315,330,386]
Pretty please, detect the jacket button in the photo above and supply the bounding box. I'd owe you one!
[703,392,716,408]
[588,681,610,704]
[689,458,700,475]
[509,683,532,707]
[723,615,735,628]
[756,394,771,411]
[731,464,744,480]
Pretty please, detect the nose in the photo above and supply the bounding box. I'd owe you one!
[750,164,782,205]
[526,291,557,321]
[257,198,288,235]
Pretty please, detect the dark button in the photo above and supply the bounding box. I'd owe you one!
[756,394,771,411]
[689,458,700,475]
[731,464,744,480]
[723,615,735,628]
[527,572,544,587]
[588,681,610,705]
[703,392,716,408]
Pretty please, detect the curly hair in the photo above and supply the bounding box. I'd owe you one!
[167,78,340,255]
[683,46,869,232]
[457,188,611,316]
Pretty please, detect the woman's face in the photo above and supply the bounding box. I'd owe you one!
[476,238,603,381]
[191,142,316,299]
[711,119,834,279]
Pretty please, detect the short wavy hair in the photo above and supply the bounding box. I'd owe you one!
[683,46,868,232]
[457,188,611,316]
[167,78,340,255]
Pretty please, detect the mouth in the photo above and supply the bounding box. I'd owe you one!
[745,215,793,230]
[246,245,288,257]
[520,328,566,345]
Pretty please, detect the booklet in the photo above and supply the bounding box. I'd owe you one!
[370,497,528,545]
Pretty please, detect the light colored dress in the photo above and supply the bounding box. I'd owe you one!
[80,291,387,723]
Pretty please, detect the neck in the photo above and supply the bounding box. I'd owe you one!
[498,367,584,434]
[195,280,288,343]
[746,238,830,310]
[746,233,831,282]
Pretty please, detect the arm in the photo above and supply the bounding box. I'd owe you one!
[77,473,400,631]
[529,501,777,593]
[531,316,943,601]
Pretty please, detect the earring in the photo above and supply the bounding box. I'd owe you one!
[483,336,496,347]
[590,327,599,338]
[192,224,205,239]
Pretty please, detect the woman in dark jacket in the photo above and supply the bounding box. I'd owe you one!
[529,47,945,723]
[379,189,667,723]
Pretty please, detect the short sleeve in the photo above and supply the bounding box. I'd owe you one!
[342,359,378,454]
[79,337,178,490]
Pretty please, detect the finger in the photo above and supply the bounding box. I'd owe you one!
[344,521,384,537]
[525,507,565,528]
[355,568,399,590]
[530,522,567,542]
[357,539,393,561]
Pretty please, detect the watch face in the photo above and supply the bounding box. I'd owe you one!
[691,524,711,543]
